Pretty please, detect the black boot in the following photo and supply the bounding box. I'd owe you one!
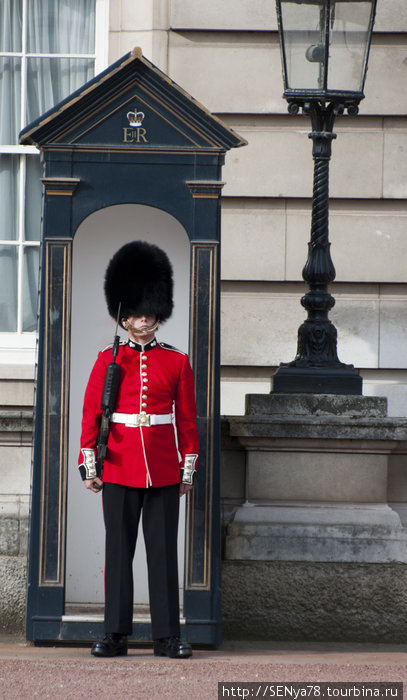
[91,633,128,657]
[153,636,192,658]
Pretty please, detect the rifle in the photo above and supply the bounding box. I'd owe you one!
[95,305,122,480]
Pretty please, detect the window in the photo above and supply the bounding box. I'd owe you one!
[0,0,108,359]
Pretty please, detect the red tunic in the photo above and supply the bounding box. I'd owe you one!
[78,338,199,488]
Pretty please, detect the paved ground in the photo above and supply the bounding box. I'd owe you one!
[0,636,406,699]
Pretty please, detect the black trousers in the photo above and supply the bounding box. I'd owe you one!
[102,482,180,639]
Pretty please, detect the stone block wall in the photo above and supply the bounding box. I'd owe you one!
[222,561,407,643]
[126,0,407,418]
[0,366,34,634]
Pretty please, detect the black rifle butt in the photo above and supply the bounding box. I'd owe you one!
[100,362,121,412]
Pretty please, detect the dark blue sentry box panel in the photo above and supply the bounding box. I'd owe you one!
[20,48,246,645]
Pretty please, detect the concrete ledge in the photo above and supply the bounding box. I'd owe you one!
[245,393,388,418]
[225,503,407,563]
[0,411,33,449]
[225,414,407,444]
[0,411,33,433]
[222,560,407,643]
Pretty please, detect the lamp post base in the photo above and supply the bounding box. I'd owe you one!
[272,365,362,395]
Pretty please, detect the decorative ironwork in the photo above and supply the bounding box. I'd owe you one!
[289,101,342,368]
[273,99,362,393]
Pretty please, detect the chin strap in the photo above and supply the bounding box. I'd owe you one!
[181,454,198,485]
[123,319,160,335]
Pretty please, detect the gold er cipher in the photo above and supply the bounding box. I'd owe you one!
[122,127,148,143]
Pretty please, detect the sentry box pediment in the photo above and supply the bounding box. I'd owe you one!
[20,47,246,152]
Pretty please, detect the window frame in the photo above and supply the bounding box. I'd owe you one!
[0,0,109,363]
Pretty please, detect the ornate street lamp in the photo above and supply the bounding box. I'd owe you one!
[273,0,377,394]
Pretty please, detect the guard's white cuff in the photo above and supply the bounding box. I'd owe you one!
[79,448,97,480]
[181,454,198,485]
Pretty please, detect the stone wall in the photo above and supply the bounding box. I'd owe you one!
[222,561,407,643]
[140,0,407,418]
[0,367,34,634]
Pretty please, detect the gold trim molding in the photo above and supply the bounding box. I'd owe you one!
[186,181,225,200]
[39,240,71,586]
[41,178,80,196]
[185,241,219,591]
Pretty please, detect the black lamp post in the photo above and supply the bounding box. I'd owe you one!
[273,0,377,394]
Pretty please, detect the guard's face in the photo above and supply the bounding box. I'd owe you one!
[123,315,158,343]
[127,315,156,332]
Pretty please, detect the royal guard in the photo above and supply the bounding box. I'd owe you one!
[78,241,199,658]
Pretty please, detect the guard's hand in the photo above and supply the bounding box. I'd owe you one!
[179,483,193,497]
[84,477,103,493]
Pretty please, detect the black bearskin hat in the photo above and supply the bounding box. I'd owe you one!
[104,241,173,326]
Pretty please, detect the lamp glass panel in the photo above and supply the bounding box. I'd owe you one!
[279,0,327,90]
[328,1,375,92]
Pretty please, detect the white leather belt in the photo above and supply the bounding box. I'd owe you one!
[111,412,172,427]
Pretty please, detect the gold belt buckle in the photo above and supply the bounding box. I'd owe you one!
[138,412,150,426]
